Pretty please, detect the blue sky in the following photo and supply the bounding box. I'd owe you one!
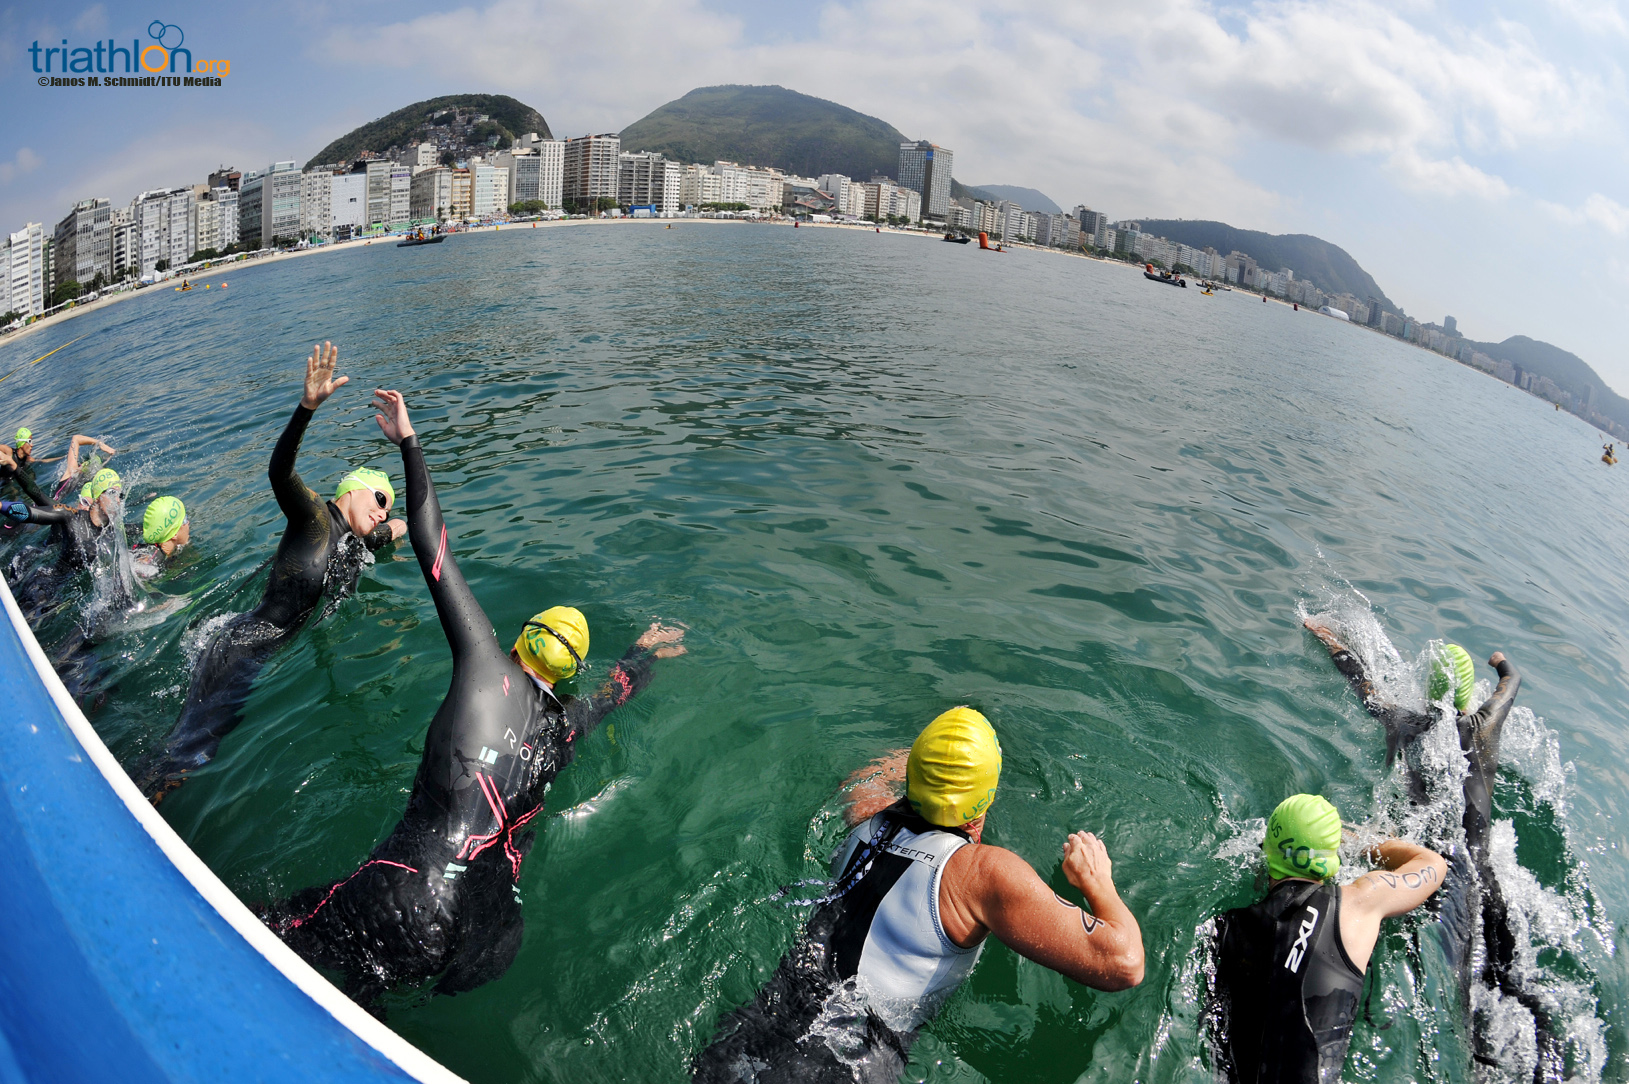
[2,0,1626,387]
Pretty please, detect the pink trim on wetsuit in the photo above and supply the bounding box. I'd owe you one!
[609,664,632,706]
[289,859,419,929]
[454,769,545,882]
[430,523,447,581]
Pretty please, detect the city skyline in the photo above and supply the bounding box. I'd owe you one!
[2,0,1625,387]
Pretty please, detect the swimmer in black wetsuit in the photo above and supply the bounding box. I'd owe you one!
[135,343,406,802]
[1212,794,1446,1084]
[1303,621,1561,1079]
[267,388,686,1005]
[0,443,48,506]
[3,466,126,575]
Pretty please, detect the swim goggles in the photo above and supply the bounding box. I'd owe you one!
[523,618,586,674]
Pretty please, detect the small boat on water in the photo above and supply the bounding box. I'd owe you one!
[943,232,971,244]
[1143,264,1187,288]
[397,232,446,248]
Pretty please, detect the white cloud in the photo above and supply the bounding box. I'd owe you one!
[1545,0,1629,35]
[1542,192,1629,234]
[0,148,42,184]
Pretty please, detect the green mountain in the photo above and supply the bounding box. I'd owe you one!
[1134,220,1395,311]
[959,185,1061,214]
[307,94,551,168]
[618,85,910,181]
[1469,336,1629,433]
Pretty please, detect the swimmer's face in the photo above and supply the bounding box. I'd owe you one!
[168,520,191,550]
[338,487,390,537]
[16,441,29,458]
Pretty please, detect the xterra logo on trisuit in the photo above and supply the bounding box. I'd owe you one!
[1284,905,1320,974]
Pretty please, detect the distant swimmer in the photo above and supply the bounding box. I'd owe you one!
[135,343,406,802]
[692,708,1144,1083]
[1211,795,1446,1084]
[1303,621,1562,1076]
[268,389,686,1004]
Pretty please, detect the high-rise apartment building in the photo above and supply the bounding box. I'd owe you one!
[2,223,45,317]
[471,164,508,218]
[300,169,332,239]
[52,198,112,286]
[897,141,953,220]
[410,167,453,221]
[617,152,681,215]
[563,135,621,206]
[330,172,366,238]
[194,187,239,253]
[134,187,196,272]
[496,140,565,209]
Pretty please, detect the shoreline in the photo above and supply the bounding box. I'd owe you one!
[0,217,936,347]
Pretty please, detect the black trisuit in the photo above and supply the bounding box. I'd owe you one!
[267,432,666,1004]
[0,458,49,506]
[136,405,395,800]
[1299,646,1561,1077]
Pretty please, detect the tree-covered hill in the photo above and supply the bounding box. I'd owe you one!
[618,85,910,181]
[1134,220,1395,311]
[307,94,551,167]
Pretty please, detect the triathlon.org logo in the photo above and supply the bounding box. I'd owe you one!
[29,21,230,76]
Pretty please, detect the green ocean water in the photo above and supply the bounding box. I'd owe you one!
[2,223,1625,1083]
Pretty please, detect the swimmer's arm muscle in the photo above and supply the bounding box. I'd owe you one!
[1339,839,1446,968]
[960,835,1145,991]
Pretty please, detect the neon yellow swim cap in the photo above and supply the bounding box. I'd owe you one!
[1264,794,1342,882]
[334,467,395,508]
[513,606,589,682]
[142,496,187,544]
[906,707,1002,827]
[1430,643,1476,712]
[15,428,30,443]
[89,468,121,501]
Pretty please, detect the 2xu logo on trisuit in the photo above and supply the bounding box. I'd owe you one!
[1285,905,1320,973]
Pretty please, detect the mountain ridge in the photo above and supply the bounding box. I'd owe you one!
[1133,219,1395,311]
[618,85,909,182]
[307,94,551,168]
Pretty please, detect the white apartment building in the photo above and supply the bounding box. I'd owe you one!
[110,207,136,279]
[331,172,366,236]
[563,134,621,206]
[2,223,45,317]
[496,139,564,209]
[362,161,411,228]
[680,163,723,207]
[897,142,953,220]
[410,167,453,221]
[300,169,332,240]
[471,164,508,218]
[135,187,195,272]
[617,152,682,215]
[997,201,1026,241]
[413,142,438,169]
[194,187,238,253]
[52,198,112,286]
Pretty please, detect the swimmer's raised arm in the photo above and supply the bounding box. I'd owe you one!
[1338,837,1446,966]
[1304,617,1383,711]
[947,831,1144,992]
[60,434,114,482]
[269,345,342,525]
[374,388,499,665]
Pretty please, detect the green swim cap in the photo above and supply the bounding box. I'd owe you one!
[335,467,394,508]
[1264,794,1342,882]
[1429,643,1476,711]
[142,496,186,544]
[15,428,30,443]
[88,468,121,501]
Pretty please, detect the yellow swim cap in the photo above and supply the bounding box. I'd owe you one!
[513,605,589,682]
[89,468,121,501]
[1264,794,1342,882]
[906,707,1002,827]
[334,467,395,508]
[15,428,30,444]
[142,496,187,544]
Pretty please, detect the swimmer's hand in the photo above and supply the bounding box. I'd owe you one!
[635,620,686,659]
[371,389,415,445]
[1302,617,1347,653]
[0,500,30,523]
[299,341,348,409]
[1062,831,1118,900]
[1488,651,1507,668]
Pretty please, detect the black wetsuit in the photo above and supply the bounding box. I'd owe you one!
[692,799,963,1084]
[0,459,49,506]
[136,405,394,800]
[1214,881,1366,1084]
[20,504,110,573]
[1322,648,1560,1078]
[268,432,664,1004]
